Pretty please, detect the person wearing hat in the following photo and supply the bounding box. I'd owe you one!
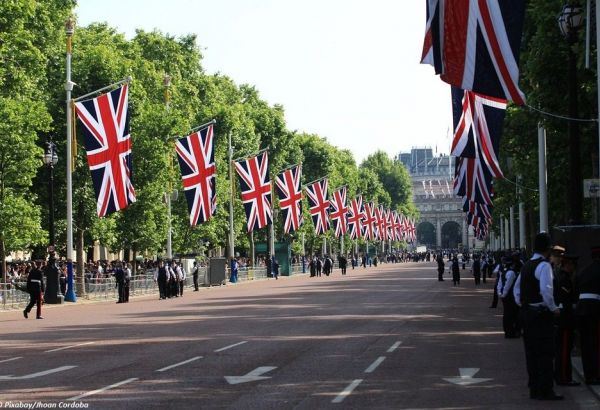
[500,253,522,338]
[553,251,579,386]
[574,245,600,385]
[23,259,45,319]
[514,232,562,400]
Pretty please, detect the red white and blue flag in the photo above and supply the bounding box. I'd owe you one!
[330,186,349,238]
[362,202,377,240]
[384,209,394,240]
[421,0,526,105]
[391,211,402,241]
[374,205,386,241]
[175,124,216,226]
[451,87,506,178]
[454,156,494,206]
[74,84,136,217]
[347,196,364,240]
[306,178,330,235]
[234,151,272,232]
[275,164,303,234]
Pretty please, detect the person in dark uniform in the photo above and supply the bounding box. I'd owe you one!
[574,246,600,385]
[24,260,45,319]
[437,254,445,281]
[500,254,521,338]
[490,256,502,308]
[472,254,481,285]
[192,261,199,291]
[309,257,316,277]
[451,256,460,286]
[553,252,580,386]
[514,232,563,400]
[113,262,125,303]
[155,260,167,300]
[339,255,347,275]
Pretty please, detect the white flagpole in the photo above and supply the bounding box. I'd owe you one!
[64,18,76,302]
[596,0,600,223]
[538,124,549,232]
[228,132,235,260]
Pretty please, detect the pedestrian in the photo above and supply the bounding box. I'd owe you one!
[574,246,600,385]
[361,255,367,268]
[316,257,322,277]
[192,261,200,291]
[23,260,44,319]
[230,258,239,283]
[124,263,131,302]
[309,257,316,277]
[272,257,279,280]
[113,262,125,303]
[339,255,347,275]
[177,262,185,296]
[500,254,521,338]
[323,256,331,276]
[154,260,167,300]
[490,257,502,308]
[451,256,460,286]
[436,254,445,282]
[514,232,563,400]
[472,254,481,285]
[553,252,579,386]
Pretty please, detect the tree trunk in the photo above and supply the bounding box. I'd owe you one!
[249,231,255,266]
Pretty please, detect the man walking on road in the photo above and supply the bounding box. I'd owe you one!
[515,232,562,401]
[23,260,44,319]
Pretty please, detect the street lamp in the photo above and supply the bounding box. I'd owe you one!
[163,73,173,260]
[43,138,63,304]
[559,4,584,224]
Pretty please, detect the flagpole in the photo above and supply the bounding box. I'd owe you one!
[596,0,600,224]
[73,77,132,102]
[228,132,235,261]
[64,17,76,303]
[189,119,217,134]
[538,124,549,232]
[164,74,173,261]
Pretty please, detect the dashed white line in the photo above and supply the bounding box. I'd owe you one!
[332,379,363,404]
[156,356,203,372]
[67,378,138,401]
[0,357,22,364]
[45,341,95,353]
[364,356,386,374]
[214,341,247,352]
[387,341,402,353]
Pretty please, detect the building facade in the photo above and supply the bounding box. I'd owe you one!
[398,148,479,250]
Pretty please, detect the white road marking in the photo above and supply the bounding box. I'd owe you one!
[45,341,95,353]
[364,356,386,373]
[67,378,139,401]
[0,357,22,364]
[387,341,402,353]
[0,365,77,380]
[225,366,277,385]
[214,341,247,352]
[443,368,493,386]
[332,379,363,404]
[156,356,202,372]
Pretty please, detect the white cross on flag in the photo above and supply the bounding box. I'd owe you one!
[234,151,272,232]
[330,186,348,238]
[306,178,330,235]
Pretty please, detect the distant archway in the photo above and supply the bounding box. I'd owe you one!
[417,221,436,247]
[442,221,461,249]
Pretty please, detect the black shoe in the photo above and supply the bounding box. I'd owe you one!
[556,381,580,386]
[537,394,563,401]
[23,310,28,319]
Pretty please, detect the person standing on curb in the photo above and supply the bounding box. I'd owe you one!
[23,260,44,319]
[192,261,200,291]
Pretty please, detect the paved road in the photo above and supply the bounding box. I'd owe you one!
[0,262,598,409]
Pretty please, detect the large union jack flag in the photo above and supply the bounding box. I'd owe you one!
[421,0,526,105]
[362,202,377,240]
[391,211,402,241]
[330,186,348,238]
[463,197,493,222]
[74,84,136,217]
[275,164,303,234]
[406,217,417,242]
[454,156,494,206]
[306,178,330,235]
[451,87,506,178]
[234,151,272,232]
[347,196,364,240]
[374,205,386,241]
[175,124,216,226]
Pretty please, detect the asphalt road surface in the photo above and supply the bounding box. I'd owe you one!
[1,262,598,410]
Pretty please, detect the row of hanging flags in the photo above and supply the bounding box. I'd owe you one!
[421,0,526,241]
[73,83,416,242]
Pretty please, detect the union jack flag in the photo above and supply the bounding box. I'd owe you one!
[234,151,272,232]
[362,202,377,240]
[306,178,330,235]
[404,217,416,242]
[452,87,506,178]
[374,205,386,241]
[347,196,363,240]
[454,156,494,206]
[421,0,526,105]
[384,209,394,240]
[391,211,403,241]
[275,164,303,234]
[74,84,136,217]
[175,124,216,226]
[463,198,493,221]
[330,186,348,238]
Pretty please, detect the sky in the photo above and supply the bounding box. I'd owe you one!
[76,0,452,163]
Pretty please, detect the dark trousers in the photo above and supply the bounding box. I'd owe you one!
[554,323,575,383]
[124,281,130,302]
[25,291,42,318]
[579,316,600,381]
[490,277,499,308]
[193,273,199,291]
[521,308,555,396]
[158,278,167,299]
[474,274,481,285]
[179,281,184,296]
[341,267,346,275]
[437,268,444,281]
[117,281,125,302]
[482,270,487,284]
[502,298,520,337]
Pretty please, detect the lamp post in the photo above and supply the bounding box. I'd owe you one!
[43,138,63,304]
[559,4,584,224]
[163,74,173,261]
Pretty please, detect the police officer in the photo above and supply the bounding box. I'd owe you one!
[553,252,579,386]
[154,260,167,300]
[514,232,562,400]
[24,260,45,319]
[574,246,600,385]
[113,262,125,303]
[500,253,521,338]
[192,261,200,291]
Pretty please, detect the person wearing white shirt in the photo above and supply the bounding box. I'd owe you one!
[176,264,185,297]
[500,255,521,339]
[516,232,562,401]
